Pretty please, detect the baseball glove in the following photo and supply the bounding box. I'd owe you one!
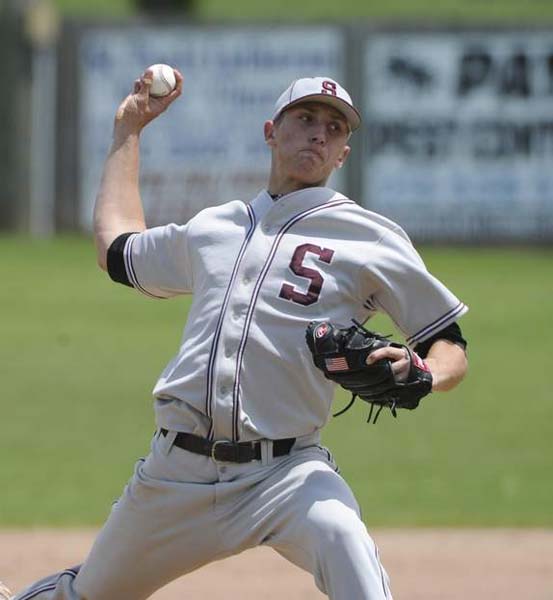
[305,320,433,423]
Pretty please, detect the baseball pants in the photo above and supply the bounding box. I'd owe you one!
[14,431,393,600]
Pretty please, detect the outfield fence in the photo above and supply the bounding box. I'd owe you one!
[2,9,553,242]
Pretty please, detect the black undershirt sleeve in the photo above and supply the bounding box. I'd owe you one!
[413,321,467,358]
[106,232,138,287]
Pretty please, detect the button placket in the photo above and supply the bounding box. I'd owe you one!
[210,219,274,440]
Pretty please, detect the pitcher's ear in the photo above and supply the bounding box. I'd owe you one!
[335,145,351,169]
[264,120,276,145]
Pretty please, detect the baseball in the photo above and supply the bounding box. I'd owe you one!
[147,63,177,97]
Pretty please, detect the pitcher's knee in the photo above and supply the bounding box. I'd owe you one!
[306,500,367,551]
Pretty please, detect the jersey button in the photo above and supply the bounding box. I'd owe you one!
[262,224,270,233]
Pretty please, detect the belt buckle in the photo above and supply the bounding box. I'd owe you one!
[210,440,235,463]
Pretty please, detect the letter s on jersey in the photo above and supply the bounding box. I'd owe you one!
[279,243,335,306]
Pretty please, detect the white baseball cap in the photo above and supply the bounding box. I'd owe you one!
[272,76,361,131]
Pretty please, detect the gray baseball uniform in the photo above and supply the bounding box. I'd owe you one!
[13,187,466,600]
[12,77,467,600]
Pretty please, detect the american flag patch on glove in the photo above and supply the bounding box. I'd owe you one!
[325,356,349,372]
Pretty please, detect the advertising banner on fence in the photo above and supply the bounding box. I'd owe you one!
[79,26,345,229]
[362,32,553,241]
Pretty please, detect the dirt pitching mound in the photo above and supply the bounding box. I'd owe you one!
[1,529,552,599]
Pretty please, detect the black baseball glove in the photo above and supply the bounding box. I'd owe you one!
[305,320,433,423]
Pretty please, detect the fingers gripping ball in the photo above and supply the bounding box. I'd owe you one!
[147,64,177,97]
[305,320,433,423]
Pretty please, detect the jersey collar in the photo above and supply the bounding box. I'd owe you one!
[250,187,347,223]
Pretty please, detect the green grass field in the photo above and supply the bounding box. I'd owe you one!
[1,236,551,527]
[53,0,553,23]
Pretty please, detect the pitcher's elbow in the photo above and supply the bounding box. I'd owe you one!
[94,238,109,272]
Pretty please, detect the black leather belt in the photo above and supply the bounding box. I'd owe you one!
[160,428,295,463]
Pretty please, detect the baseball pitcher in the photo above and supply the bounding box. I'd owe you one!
[3,69,468,600]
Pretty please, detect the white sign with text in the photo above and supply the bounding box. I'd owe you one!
[362,32,553,240]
